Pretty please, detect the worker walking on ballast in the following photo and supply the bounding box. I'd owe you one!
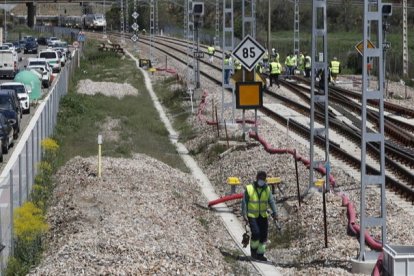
[241,171,278,261]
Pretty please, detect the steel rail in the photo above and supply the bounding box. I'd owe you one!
[97,31,414,202]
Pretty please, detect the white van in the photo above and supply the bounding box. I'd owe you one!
[38,50,61,73]
[0,50,18,78]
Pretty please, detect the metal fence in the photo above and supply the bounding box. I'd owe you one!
[0,50,79,273]
[35,25,80,42]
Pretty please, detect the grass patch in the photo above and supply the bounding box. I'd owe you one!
[154,77,197,142]
[54,41,188,172]
[6,139,59,275]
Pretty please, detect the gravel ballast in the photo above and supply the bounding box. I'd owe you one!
[30,39,414,275]
[30,155,252,275]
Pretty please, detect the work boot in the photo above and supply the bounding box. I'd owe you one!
[256,254,268,262]
[250,248,257,259]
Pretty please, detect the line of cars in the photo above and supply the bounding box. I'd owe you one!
[0,35,72,162]
[0,82,31,162]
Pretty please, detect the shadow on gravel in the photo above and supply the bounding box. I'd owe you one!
[274,259,351,270]
[220,247,352,271]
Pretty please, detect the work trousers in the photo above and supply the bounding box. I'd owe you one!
[286,65,295,78]
[224,69,231,84]
[305,68,311,78]
[248,216,269,243]
[269,73,280,87]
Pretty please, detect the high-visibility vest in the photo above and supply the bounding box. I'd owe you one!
[270,61,281,74]
[285,55,296,67]
[298,54,305,69]
[207,46,215,55]
[224,58,231,66]
[234,59,242,70]
[330,60,340,74]
[305,56,311,69]
[256,64,263,74]
[246,184,271,218]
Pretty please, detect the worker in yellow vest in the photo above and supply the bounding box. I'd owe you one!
[304,53,312,78]
[271,48,280,62]
[224,53,233,84]
[329,57,341,84]
[207,45,216,63]
[234,58,242,72]
[241,171,278,261]
[297,52,305,76]
[285,52,296,79]
[269,58,282,88]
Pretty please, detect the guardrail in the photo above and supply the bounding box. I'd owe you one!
[0,50,79,273]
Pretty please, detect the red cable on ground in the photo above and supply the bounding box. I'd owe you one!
[155,67,177,74]
[206,120,218,125]
[208,193,243,207]
[251,131,384,272]
[372,252,384,276]
[205,123,383,274]
[248,131,336,186]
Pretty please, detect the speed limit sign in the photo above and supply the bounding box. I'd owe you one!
[232,35,266,72]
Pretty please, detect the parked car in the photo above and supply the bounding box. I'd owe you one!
[24,40,38,54]
[24,36,36,43]
[47,37,59,47]
[38,50,61,73]
[52,48,66,67]
[0,50,19,78]
[19,40,26,49]
[27,59,52,88]
[54,41,71,59]
[0,90,21,139]
[0,82,31,114]
[3,43,16,53]
[0,112,14,154]
[12,41,22,53]
[37,36,47,46]
[0,87,22,117]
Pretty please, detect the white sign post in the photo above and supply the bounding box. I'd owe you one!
[232,35,265,72]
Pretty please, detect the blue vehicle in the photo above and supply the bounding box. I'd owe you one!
[0,112,14,154]
[0,90,21,139]
[24,40,38,54]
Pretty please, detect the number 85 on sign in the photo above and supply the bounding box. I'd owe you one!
[232,35,266,72]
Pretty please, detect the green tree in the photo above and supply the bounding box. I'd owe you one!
[106,5,121,31]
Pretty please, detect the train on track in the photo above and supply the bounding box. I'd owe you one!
[60,14,106,30]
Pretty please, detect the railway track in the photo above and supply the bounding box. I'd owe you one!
[92,31,414,203]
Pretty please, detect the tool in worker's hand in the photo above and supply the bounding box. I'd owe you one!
[241,221,250,248]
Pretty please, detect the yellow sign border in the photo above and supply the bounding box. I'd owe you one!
[355,40,376,56]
